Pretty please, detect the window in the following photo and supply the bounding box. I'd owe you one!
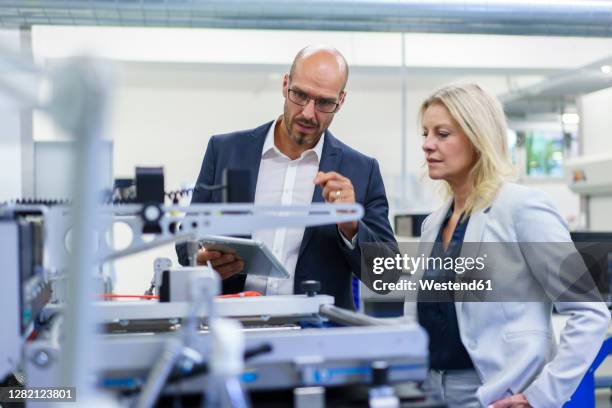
[508,122,578,180]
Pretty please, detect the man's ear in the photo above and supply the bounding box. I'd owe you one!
[282,74,289,97]
[337,91,347,111]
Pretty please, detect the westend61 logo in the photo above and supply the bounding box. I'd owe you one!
[371,253,487,275]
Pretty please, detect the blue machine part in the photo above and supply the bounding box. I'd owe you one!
[565,337,612,407]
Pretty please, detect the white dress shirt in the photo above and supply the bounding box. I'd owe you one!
[244,119,356,295]
[244,119,324,295]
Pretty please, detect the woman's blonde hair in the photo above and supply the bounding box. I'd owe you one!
[419,83,516,216]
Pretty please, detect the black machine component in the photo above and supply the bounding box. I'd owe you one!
[1,209,51,380]
[134,167,164,233]
[112,178,136,203]
[393,213,430,238]
[139,203,163,234]
[128,167,251,232]
[570,231,612,303]
[136,167,165,204]
[302,280,321,297]
[17,218,51,333]
[372,361,390,387]
[110,167,251,206]
[368,361,400,408]
[159,270,171,303]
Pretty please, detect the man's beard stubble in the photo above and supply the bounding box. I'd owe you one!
[284,111,322,147]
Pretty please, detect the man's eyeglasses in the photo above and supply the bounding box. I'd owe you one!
[287,88,340,113]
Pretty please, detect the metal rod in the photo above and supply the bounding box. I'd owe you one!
[400,32,407,209]
[57,58,112,402]
[319,304,396,326]
[135,338,183,408]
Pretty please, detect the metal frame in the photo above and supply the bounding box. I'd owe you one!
[25,324,428,392]
[42,294,335,322]
[41,202,363,268]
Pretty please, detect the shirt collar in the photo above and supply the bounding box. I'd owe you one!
[442,203,470,227]
[262,118,325,161]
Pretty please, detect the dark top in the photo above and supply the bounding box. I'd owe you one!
[417,205,474,370]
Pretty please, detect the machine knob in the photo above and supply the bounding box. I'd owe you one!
[301,280,320,297]
[142,203,162,222]
[371,361,389,386]
[139,203,163,234]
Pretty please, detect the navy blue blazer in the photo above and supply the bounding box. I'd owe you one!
[176,121,397,310]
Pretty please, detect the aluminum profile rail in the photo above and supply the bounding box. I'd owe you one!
[2,1,612,37]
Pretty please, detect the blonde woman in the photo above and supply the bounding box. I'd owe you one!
[408,83,609,408]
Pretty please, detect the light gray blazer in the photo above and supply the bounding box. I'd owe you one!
[405,182,610,407]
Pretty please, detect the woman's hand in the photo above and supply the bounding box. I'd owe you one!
[488,393,532,408]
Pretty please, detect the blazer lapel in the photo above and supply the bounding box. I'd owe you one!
[243,121,272,202]
[405,199,452,317]
[412,199,452,285]
[420,198,453,254]
[298,130,342,258]
[455,205,489,314]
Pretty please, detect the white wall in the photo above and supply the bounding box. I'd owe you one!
[0,29,26,202]
[579,88,612,231]
[0,109,22,201]
[33,26,612,71]
[581,87,612,157]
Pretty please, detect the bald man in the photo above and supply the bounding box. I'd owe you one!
[176,46,397,310]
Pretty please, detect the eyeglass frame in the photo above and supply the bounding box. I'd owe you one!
[286,84,344,113]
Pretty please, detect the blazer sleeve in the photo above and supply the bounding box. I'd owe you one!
[175,137,217,266]
[338,158,400,290]
[514,189,610,408]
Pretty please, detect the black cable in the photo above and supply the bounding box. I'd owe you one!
[164,183,226,205]
[243,343,273,360]
[165,343,272,385]
[165,183,226,198]
[105,182,227,205]
[194,183,226,191]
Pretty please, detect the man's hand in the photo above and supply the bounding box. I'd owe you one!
[488,394,532,408]
[314,170,358,239]
[196,248,245,280]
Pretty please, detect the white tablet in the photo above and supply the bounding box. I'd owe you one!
[199,235,290,279]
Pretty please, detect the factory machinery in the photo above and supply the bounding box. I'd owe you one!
[0,46,435,407]
[0,199,435,408]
